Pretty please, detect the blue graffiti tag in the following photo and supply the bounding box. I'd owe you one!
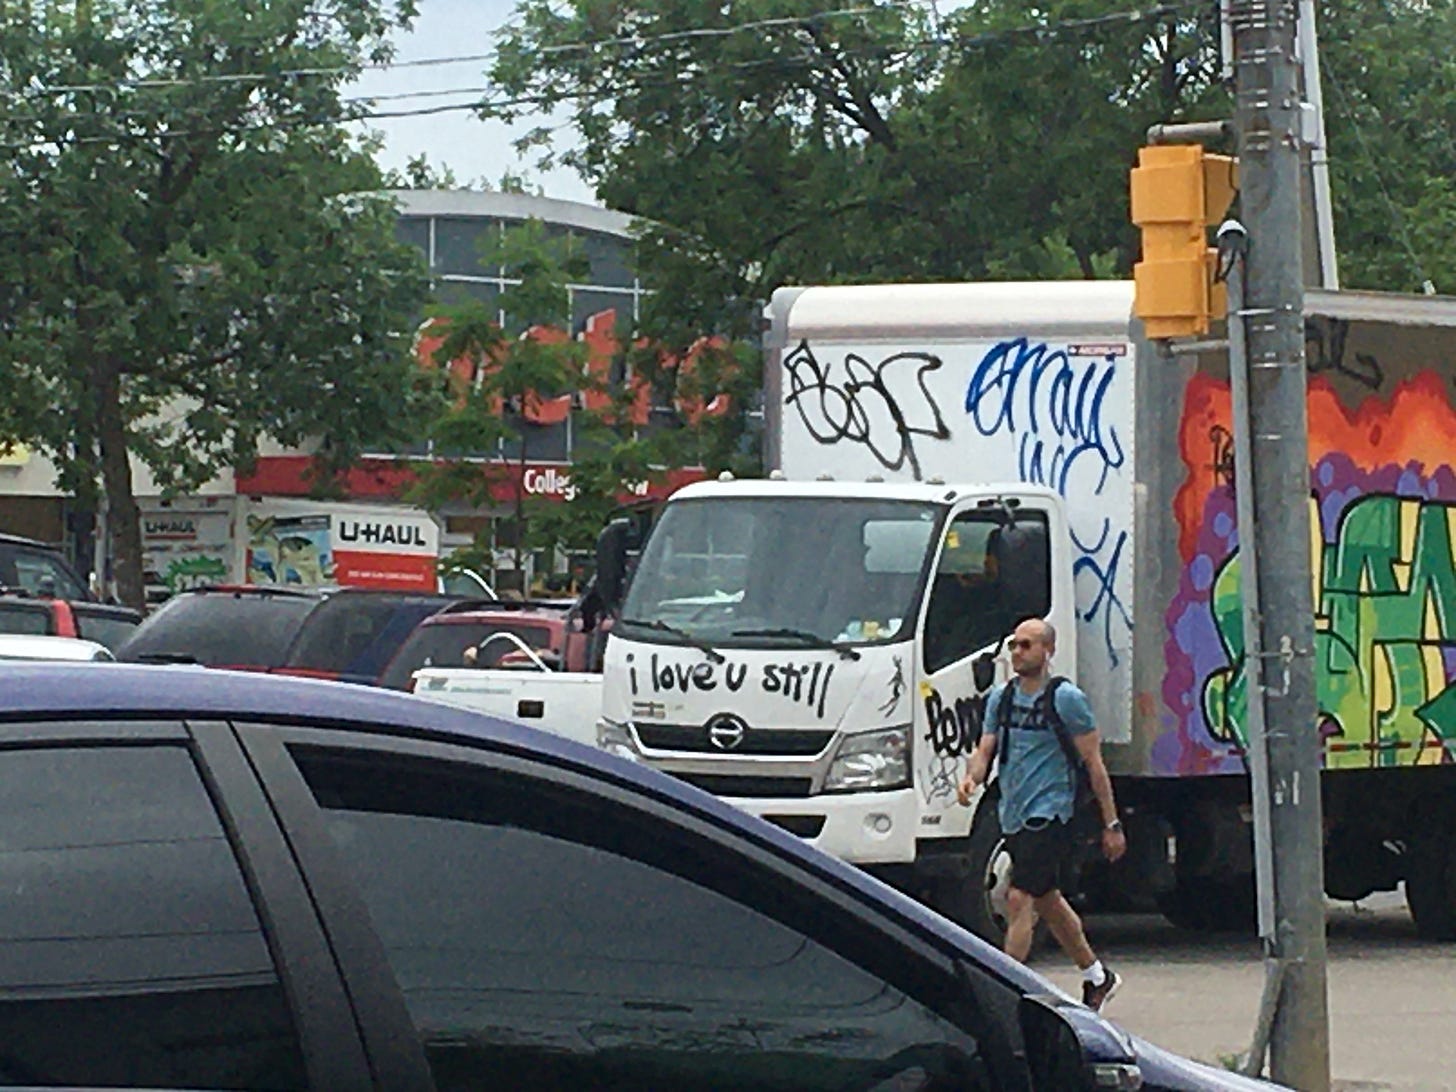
[965,338,1131,664]
[964,337,1126,492]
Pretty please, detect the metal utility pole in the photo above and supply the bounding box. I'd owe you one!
[1227,0,1330,1085]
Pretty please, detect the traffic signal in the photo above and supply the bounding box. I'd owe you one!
[1129,144,1238,340]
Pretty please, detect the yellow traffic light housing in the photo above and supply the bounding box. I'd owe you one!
[1130,145,1238,339]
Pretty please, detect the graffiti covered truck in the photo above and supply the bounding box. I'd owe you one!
[593,279,1456,942]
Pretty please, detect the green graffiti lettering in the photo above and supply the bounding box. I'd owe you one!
[1203,495,1456,767]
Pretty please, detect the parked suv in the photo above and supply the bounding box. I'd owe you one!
[0,594,142,651]
[0,663,1281,1092]
[0,532,92,601]
[376,598,584,690]
[117,585,468,685]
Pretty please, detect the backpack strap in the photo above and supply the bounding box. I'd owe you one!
[1040,676,1092,793]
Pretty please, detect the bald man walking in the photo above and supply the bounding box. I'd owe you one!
[957,616,1126,1011]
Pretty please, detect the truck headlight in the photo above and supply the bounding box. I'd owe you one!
[597,717,641,761]
[823,726,911,792]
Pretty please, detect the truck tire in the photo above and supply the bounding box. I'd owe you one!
[1407,837,1456,940]
[961,800,1015,945]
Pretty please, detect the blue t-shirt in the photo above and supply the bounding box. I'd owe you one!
[984,678,1096,834]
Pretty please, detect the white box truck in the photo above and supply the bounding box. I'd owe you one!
[591,280,1456,942]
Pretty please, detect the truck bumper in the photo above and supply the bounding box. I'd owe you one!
[727,789,921,865]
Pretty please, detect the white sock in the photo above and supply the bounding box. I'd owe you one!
[1082,959,1106,986]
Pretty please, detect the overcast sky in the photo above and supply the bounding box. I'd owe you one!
[348,0,597,204]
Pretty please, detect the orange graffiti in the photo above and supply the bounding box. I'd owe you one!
[1175,371,1456,558]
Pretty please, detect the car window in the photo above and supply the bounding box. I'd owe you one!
[72,608,140,652]
[0,744,305,1089]
[2,545,89,600]
[294,747,1001,1092]
[377,620,555,689]
[283,595,454,679]
[118,591,317,667]
[0,602,53,636]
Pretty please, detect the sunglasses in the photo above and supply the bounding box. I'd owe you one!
[1008,638,1037,650]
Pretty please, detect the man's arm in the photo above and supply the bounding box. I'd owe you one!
[1072,729,1126,862]
[956,731,997,806]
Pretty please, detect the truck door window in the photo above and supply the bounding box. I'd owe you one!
[294,747,1003,1092]
[923,512,1050,674]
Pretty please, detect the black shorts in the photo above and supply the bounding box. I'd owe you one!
[1006,817,1076,898]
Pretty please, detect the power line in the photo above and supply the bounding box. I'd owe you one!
[3,0,1197,105]
[0,0,1205,149]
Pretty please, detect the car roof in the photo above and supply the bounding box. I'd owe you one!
[0,634,113,660]
[0,532,61,549]
[424,606,569,625]
[0,661,1045,991]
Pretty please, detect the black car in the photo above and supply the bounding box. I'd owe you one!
[0,663,1283,1092]
[0,531,92,600]
[117,586,466,685]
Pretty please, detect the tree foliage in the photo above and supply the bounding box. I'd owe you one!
[487,0,1456,333]
[487,0,1225,339]
[1318,0,1456,293]
[0,0,430,607]
[411,219,759,589]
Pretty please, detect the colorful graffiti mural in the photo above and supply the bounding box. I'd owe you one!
[1158,370,1456,775]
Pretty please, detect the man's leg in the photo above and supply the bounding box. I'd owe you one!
[1032,890,1095,968]
[1003,885,1039,962]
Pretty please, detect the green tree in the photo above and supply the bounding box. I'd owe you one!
[410,220,593,585]
[486,0,1225,340]
[411,220,756,590]
[1318,0,1456,293]
[487,0,1456,320]
[0,0,431,608]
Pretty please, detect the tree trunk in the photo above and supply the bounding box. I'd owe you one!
[96,368,145,610]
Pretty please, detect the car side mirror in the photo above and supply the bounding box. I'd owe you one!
[1019,994,1142,1092]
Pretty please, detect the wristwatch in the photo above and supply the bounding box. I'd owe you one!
[1105,819,1123,833]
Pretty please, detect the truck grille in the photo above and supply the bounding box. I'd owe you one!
[635,722,833,756]
[670,773,814,798]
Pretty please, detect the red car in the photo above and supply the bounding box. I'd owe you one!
[376,599,594,691]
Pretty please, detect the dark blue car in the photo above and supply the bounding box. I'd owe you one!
[0,665,1281,1091]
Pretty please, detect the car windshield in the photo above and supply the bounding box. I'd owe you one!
[619,496,942,648]
[0,545,89,601]
[378,620,556,689]
[117,592,317,667]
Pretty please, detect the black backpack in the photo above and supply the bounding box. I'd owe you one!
[995,676,1100,839]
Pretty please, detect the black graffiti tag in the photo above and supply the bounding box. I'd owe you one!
[784,340,950,480]
[628,652,835,719]
[1306,316,1383,390]
[923,688,984,757]
[878,656,906,717]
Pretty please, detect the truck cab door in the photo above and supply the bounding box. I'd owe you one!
[915,503,1056,835]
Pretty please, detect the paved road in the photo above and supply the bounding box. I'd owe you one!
[1037,891,1456,1091]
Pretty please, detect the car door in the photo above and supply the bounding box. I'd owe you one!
[0,717,373,1090]
[235,722,1034,1092]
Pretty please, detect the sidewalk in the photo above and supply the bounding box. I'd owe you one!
[1042,894,1456,1091]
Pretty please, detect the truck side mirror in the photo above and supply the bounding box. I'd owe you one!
[973,651,997,692]
[594,518,632,613]
[1018,994,1142,1092]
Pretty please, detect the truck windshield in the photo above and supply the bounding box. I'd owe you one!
[619,497,942,648]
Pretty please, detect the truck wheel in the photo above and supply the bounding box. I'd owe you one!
[1407,837,1456,940]
[962,802,1014,945]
